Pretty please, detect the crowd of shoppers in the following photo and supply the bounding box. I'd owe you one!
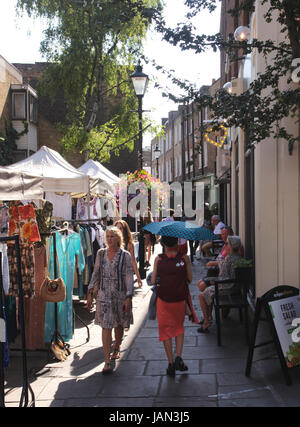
[86,209,245,376]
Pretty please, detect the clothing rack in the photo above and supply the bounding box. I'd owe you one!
[42,231,90,354]
[62,218,106,225]
[0,252,5,407]
[50,232,68,356]
[0,235,35,408]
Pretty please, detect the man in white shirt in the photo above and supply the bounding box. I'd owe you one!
[201,215,225,257]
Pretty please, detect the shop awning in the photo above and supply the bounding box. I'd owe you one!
[78,159,120,196]
[2,146,90,194]
[0,167,44,200]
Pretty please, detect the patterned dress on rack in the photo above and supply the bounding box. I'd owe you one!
[7,203,41,298]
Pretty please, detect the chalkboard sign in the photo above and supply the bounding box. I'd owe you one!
[246,285,300,385]
[268,295,300,369]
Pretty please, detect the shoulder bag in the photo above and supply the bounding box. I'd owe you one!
[40,237,66,303]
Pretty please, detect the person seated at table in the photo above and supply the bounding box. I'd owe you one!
[197,236,243,333]
[201,215,226,257]
[206,226,244,274]
[205,226,234,274]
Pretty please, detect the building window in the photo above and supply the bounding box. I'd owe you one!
[204,142,208,167]
[190,148,193,171]
[12,91,26,120]
[29,94,38,123]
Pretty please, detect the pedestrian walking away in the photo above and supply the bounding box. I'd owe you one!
[151,235,198,377]
[86,226,134,374]
[114,219,143,288]
[142,209,154,268]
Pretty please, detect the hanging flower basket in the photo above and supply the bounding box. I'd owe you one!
[116,169,167,216]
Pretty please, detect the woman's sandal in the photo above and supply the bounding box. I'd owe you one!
[102,362,113,374]
[174,356,188,372]
[111,347,121,360]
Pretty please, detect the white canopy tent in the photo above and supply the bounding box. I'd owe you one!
[0,167,44,200]
[78,159,120,196]
[77,159,121,220]
[78,159,120,184]
[3,146,90,194]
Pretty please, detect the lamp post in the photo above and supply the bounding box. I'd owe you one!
[154,144,161,179]
[130,62,149,170]
[130,62,149,279]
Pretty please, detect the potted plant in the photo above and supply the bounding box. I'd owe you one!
[234,259,253,283]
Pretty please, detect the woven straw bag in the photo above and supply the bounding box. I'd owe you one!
[40,237,66,303]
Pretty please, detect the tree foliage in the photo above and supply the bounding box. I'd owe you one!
[0,122,28,166]
[150,0,300,154]
[16,0,163,160]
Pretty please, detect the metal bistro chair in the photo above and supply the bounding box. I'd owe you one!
[213,266,252,346]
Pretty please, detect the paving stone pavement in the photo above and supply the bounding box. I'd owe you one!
[3,246,300,408]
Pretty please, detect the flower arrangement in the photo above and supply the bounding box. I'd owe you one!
[233,258,253,269]
[116,169,167,216]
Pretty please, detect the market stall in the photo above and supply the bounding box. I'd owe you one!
[2,145,90,194]
[77,159,120,222]
[0,149,115,406]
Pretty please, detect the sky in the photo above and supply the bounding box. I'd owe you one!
[0,0,221,146]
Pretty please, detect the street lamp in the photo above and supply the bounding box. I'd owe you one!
[130,62,149,280]
[154,144,161,179]
[130,62,149,170]
[233,26,251,42]
[223,81,233,94]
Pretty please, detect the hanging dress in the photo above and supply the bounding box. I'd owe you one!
[7,202,41,298]
[44,231,85,342]
[24,244,47,350]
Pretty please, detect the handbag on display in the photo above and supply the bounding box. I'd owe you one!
[40,238,66,303]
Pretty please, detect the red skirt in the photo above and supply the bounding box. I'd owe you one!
[156,297,186,342]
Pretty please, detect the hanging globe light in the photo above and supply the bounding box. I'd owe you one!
[234,26,251,42]
[223,81,233,94]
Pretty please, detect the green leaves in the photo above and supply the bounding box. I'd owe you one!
[150,0,300,154]
[0,122,28,166]
[16,0,163,161]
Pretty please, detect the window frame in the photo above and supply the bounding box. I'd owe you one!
[29,93,38,124]
[11,90,27,120]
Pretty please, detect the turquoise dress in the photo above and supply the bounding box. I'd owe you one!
[44,231,85,342]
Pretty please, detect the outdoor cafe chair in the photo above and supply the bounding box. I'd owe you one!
[212,266,252,346]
